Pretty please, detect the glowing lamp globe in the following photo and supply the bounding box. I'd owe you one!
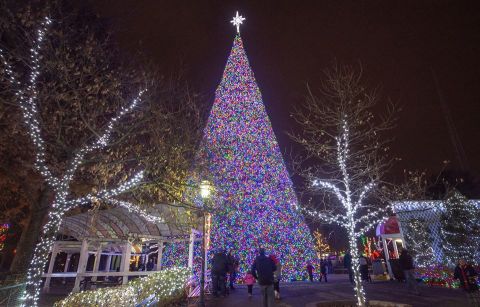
[200,180,212,199]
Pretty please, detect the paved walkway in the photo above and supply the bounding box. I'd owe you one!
[206,274,470,307]
[39,274,472,307]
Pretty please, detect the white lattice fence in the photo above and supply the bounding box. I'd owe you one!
[393,200,480,264]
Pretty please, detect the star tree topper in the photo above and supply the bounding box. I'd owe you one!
[230,11,246,34]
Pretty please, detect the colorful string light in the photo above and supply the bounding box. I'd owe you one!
[415,264,460,288]
[0,224,9,251]
[201,34,318,281]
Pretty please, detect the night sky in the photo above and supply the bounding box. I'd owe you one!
[91,0,480,180]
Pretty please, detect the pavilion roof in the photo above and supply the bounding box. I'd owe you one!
[59,204,186,241]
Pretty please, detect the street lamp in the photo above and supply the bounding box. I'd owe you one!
[200,180,212,199]
[199,180,212,307]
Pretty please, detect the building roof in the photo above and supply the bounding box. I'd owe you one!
[376,215,400,236]
[59,204,186,241]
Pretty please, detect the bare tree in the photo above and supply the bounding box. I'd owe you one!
[122,74,209,231]
[290,65,398,306]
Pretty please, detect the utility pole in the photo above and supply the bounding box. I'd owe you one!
[431,68,469,171]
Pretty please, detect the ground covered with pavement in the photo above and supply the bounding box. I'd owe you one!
[205,274,470,307]
[39,274,471,307]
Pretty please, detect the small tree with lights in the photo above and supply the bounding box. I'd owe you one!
[291,65,397,306]
[403,218,434,267]
[314,230,331,258]
[441,190,480,265]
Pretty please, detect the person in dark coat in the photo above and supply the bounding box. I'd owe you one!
[359,254,369,282]
[327,259,333,274]
[211,249,228,297]
[344,251,353,284]
[146,258,154,271]
[454,259,479,306]
[306,261,314,282]
[454,259,479,290]
[270,254,282,299]
[130,262,137,271]
[319,259,328,282]
[399,249,420,295]
[252,248,276,307]
[227,250,238,290]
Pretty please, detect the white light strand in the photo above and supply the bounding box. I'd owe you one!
[54,267,191,307]
[66,171,145,208]
[302,118,389,306]
[356,182,376,209]
[355,215,389,239]
[395,199,480,265]
[338,119,366,306]
[104,199,165,224]
[301,207,348,227]
[440,192,480,266]
[0,17,59,188]
[60,90,146,187]
[312,179,346,204]
[403,218,435,267]
[355,206,389,225]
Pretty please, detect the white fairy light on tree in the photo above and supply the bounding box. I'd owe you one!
[440,190,480,265]
[403,218,434,267]
[1,16,150,306]
[291,65,397,306]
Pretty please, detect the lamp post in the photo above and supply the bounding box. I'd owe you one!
[199,180,212,307]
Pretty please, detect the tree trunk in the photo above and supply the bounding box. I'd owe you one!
[349,225,366,307]
[9,187,52,275]
[24,196,67,307]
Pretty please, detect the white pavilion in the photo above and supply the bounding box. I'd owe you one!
[42,205,200,293]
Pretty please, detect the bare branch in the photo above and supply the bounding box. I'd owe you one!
[66,170,144,208]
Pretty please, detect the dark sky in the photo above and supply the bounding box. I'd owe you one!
[91,0,480,180]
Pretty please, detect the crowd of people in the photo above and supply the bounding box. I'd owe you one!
[210,247,479,307]
[128,257,155,272]
[211,249,237,297]
[306,258,334,283]
[211,248,282,306]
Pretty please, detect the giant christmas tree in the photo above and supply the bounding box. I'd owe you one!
[203,17,318,280]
